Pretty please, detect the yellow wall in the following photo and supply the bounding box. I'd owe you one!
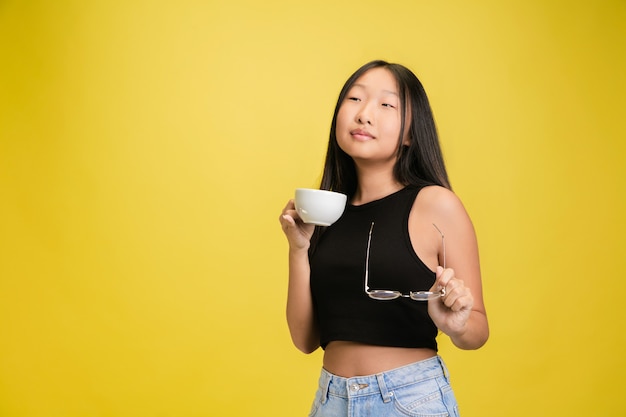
[1,1,624,416]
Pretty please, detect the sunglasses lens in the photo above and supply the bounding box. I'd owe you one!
[369,290,401,300]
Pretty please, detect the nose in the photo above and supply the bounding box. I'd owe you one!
[356,102,373,125]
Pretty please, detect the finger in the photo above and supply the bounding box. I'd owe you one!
[428,266,444,293]
[443,278,463,295]
[280,213,296,228]
[282,199,296,213]
[439,277,462,305]
[447,291,473,312]
[280,199,302,224]
[432,267,454,293]
[442,283,471,309]
[436,265,444,278]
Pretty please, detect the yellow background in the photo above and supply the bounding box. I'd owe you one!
[1,1,624,416]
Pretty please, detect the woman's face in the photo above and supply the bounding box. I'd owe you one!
[336,67,409,167]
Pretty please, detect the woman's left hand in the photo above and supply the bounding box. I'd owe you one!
[427,266,474,338]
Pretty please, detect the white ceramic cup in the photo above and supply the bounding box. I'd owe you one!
[294,188,347,226]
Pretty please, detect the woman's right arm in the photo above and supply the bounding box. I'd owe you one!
[279,200,320,354]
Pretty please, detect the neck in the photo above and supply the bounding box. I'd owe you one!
[352,165,404,205]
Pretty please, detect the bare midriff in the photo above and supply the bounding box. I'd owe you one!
[323,341,437,377]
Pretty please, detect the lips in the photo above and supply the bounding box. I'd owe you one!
[350,129,374,140]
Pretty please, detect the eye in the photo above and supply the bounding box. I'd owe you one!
[347,96,361,102]
[382,103,397,109]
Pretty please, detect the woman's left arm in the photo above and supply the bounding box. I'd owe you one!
[425,188,489,350]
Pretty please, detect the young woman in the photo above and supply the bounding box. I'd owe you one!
[279,60,488,417]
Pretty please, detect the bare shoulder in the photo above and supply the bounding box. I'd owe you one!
[412,185,475,235]
[414,186,466,215]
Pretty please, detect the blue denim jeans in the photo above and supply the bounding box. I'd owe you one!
[308,356,459,417]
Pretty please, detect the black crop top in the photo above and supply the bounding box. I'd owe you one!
[309,186,438,350]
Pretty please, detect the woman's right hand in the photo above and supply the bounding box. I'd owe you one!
[279,199,315,250]
[280,199,320,354]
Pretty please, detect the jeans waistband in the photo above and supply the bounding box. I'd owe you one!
[318,356,449,404]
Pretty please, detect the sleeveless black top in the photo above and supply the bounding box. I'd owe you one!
[309,186,438,350]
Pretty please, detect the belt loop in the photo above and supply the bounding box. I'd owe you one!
[437,356,450,382]
[376,373,392,403]
[320,370,331,404]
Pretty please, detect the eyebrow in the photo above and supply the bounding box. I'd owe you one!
[351,83,399,97]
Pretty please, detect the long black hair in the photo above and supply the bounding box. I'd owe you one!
[320,60,450,194]
[311,60,451,252]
